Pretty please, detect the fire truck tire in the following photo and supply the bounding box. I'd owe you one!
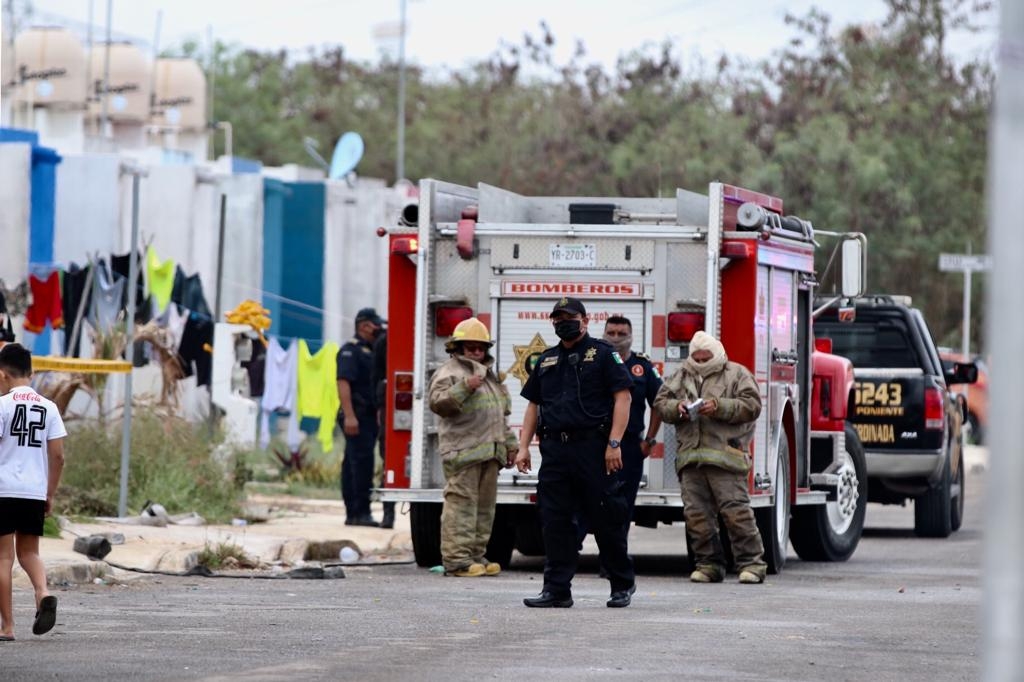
[755,436,790,575]
[410,502,443,568]
[486,506,516,569]
[514,510,546,557]
[791,424,867,562]
[914,450,953,538]
[950,448,965,532]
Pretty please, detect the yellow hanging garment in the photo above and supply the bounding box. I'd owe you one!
[297,339,341,452]
[146,246,176,314]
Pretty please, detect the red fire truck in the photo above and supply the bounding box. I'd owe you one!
[380,180,868,574]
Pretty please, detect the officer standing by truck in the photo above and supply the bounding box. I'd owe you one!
[515,297,636,608]
[337,307,385,527]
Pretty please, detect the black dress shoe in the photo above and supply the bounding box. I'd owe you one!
[380,509,395,529]
[349,515,380,527]
[606,584,636,608]
[523,591,573,608]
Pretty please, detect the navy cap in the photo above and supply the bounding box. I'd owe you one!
[355,307,384,326]
[550,297,587,317]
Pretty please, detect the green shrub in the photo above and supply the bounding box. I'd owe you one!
[60,413,243,522]
[196,540,258,569]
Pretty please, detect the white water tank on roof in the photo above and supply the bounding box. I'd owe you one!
[13,26,87,108]
[151,58,207,131]
[88,42,152,122]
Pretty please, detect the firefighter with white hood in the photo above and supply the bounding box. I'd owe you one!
[654,330,767,584]
[427,318,518,577]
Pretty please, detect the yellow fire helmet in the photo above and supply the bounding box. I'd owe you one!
[445,317,494,353]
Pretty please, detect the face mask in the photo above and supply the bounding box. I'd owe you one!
[554,319,583,341]
[604,334,631,355]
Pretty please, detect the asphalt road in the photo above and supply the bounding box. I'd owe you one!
[2,463,986,681]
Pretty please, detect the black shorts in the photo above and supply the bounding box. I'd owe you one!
[0,497,46,536]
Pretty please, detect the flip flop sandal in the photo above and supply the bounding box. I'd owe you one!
[0,635,15,642]
[32,596,57,635]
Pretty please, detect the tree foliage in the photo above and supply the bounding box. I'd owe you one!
[174,0,993,349]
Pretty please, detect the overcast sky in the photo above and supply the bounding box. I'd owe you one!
[18,0,998,72]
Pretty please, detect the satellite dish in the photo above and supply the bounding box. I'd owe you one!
[329,132,365,179]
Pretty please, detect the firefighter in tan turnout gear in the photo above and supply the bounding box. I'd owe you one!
[427,318,519,577]
[654,331,768,584]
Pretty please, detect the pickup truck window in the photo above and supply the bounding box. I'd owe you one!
[820,319,919,369]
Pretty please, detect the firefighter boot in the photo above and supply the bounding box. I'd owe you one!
[690,565,725,583]
[447,563,486,577]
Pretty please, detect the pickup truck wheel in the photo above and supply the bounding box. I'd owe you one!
[950,448,966,532]
[914,452,953,538]
[791,424,867,561]
[410,502,443,567]
[755,437,790,575]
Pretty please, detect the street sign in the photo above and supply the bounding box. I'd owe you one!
[939,253,992,272]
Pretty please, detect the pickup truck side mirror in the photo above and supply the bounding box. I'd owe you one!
[946,361,979,386]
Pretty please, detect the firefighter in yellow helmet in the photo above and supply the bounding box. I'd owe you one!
[427,317,519,577]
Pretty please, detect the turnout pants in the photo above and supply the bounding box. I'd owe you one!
[441,459,501,571]
[681,464,767,579]
[538,437,635,597]
[341,410,379,519]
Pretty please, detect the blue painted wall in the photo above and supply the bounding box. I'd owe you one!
[262,180,325,347]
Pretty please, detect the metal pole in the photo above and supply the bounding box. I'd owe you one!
[395,0,406,182]
[983,0,1024,678]
[118,170,141,517]
[100,0,112,138]
[207,192,227,437]
[214,193,227,322]
[962,269,972,358]
[85,0,94,131]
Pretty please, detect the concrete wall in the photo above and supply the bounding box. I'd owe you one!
[0,143,31,287]
[53,154,122,265]
[323,179,405,344]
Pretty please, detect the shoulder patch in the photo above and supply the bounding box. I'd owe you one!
[631,364,645,377]
[651,364,662,379]
[611,351,624,365]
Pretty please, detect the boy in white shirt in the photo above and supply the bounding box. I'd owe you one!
[0,343,66,641]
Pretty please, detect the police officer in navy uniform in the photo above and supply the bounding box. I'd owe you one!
[515,297,637,608]
[337,307,384,527]
[602,316,663,521]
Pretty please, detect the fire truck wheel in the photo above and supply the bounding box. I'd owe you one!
[950,448,965,532]
[410,502,443,568]
[514,509,546,557]
[791,424,868,562]
[914,448,953,538]
[486,505,516,569]
[755,436,790,575]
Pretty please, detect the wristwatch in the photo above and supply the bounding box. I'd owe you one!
[608,439,621,449]
[644,437,657,447]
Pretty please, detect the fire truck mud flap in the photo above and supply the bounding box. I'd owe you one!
[791,424,868,562]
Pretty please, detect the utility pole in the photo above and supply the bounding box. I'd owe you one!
[395,0,407,183]
[983,1,1024,679]
[100,0,112,138]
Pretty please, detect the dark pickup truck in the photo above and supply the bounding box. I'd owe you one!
[814,295,977,537]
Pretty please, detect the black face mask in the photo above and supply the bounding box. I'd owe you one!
[554,319,583,341]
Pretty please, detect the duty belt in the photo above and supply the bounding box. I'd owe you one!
[541,425,608,443]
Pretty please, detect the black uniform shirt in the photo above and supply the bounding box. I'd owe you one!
[337,336,376,414]
[624,352,663,436]
[521,334,634,432]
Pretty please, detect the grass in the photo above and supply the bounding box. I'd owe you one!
[58,413,355,523]
[60,413,245,523]
[196,541,258,570]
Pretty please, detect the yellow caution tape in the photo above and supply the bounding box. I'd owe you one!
[32,357,133,374]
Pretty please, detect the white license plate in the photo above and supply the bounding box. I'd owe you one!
[549,243,596,268]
